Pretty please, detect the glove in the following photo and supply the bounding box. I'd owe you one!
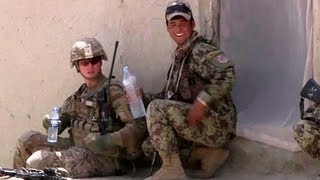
[42,114,51,130]
[84,132,122,153]
[42,114,64,134]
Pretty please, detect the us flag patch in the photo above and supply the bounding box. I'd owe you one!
[217,54,229,63]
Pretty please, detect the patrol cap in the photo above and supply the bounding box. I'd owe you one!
[165,1,193,21]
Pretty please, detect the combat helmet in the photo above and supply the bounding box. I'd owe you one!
[70,37,108,69]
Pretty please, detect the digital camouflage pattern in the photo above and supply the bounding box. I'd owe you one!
[294,103,320,158]
[145,33,237,155]
[147,99,235,154]
[70,37,107,68]
[13,74,147,178]
[13,131,116,177]
[142,136,193,166]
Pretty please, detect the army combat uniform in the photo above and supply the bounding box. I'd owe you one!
[13,38,146,178]
[13,74,146,178]
[294,103,320,158]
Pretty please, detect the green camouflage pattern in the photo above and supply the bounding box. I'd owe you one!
[13,74,146,178]
[143,92,165,108]
[142,136,193,167]
[294,103,320,159]
[147,99,235,154]
[145,35,237,155]
[70,38,107,68]
[294,120,320,159]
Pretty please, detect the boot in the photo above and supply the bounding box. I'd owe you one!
[188,147,229,178]
[145,152,187,180]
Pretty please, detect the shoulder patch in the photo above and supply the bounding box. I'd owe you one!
[217,54,229,64]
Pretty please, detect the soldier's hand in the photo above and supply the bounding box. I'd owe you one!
[126,88,145,103]
[188,99,206,127]
[42,114,64,134]
[42,114,51,130]
[84,133,116,153]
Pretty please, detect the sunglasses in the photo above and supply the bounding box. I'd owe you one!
[78,58,101,66]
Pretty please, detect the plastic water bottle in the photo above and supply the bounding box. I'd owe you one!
[122,66,146,118]
[47,107,60,143]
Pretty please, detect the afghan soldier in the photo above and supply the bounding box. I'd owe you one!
[294,104,320,159]
[13,38,147,178]
[143,1,237,179]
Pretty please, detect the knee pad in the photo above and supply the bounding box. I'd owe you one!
[18,130,41,145]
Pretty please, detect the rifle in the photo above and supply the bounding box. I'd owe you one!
[0,167,68,180]
[149,152,158,176]
[300,78,320,119]
[97,41,119,135]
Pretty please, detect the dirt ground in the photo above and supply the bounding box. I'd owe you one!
[4,137,320,180]
[79,137,320,180]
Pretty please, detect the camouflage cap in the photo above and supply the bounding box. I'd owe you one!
[70,38,108,68]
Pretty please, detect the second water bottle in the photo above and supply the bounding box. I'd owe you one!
[122,66,146,119]
[47,107,60,143]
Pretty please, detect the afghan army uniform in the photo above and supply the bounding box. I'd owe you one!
[144,31,237,179]
[13,38,147,178]
[294,103,320,158]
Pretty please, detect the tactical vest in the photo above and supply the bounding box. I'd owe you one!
[66,83,123,148]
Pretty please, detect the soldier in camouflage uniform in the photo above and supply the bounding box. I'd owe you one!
[143,1,237,179]
[13,38,147,178]
[294,103,320,159]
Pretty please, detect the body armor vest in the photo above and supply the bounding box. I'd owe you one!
[67,83,123,147]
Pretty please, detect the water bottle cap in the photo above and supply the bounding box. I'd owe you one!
[51,119,60,126]
[123,66,129,71]
[50,106,60,121]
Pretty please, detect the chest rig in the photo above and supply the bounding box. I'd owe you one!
[69,83,123,137]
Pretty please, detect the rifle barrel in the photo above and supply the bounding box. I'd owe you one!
[108,41,119,85]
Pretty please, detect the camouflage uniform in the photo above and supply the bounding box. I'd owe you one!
[144,31,237,156]
[13,38,147,178]
[294,103,320,158]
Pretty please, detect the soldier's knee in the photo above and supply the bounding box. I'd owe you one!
[294,120,317,137]
[26,150,61,169]
[293,119,306,129]
[26,150,48,168]
[17,130,42,148]
[147,99,162,113]
[146,100,162,126]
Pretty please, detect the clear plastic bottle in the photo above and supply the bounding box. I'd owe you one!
[47,107,60,143]
[122,66,146,118]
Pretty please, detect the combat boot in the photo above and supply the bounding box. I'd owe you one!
[188,147,229,178]
[145,152,186,180]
